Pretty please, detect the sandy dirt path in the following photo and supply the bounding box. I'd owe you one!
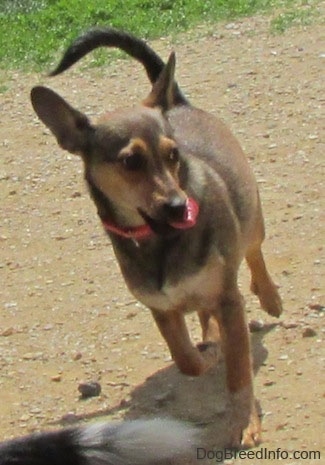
[0,12,324,464]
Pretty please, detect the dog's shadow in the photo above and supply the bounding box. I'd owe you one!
[60,324,277,462]
[123,324,276,449]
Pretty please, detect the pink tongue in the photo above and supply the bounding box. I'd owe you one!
[170,197,199,230]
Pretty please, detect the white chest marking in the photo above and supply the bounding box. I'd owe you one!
[134,256,224,312]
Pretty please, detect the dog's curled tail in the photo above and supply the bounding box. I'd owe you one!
[49,27,187,105]
[0,418,198,465]
[49,27,163,81]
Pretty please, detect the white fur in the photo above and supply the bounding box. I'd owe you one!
[78,418,198,465]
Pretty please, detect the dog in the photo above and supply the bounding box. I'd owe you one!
[0,418,197,464]
[30,27,283,449]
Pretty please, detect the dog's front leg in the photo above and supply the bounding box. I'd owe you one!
[215,289,261,449]
[151,309,210,376]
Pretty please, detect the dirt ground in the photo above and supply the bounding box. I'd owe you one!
[0,12,324,465]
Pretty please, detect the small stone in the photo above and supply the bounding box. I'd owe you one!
[78,381,101,398]
[51,375,62,382]
[71,191,82,198]
[23,352,43,361]
[61,413,78,424]
[154,390,175,406]
[302,327,317,338]
[276,422,287,431]
[119,398,129,408]
[43,324,53,331]
[29,407,41,414]
[73,352,82,361]
[249,319,264,332]
[264,380,275,386]
[4,302,17,309]
[309,303,324,312]
[1,327,15,337]
[126,312,137,319]
[281,321,299,329]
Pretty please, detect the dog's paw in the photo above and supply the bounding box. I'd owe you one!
[227,389,262,450]
[251,280,283,318]
[196,341,220,370]
[262,287,283,318]
[228,409,262,449]
[240,412,262,449]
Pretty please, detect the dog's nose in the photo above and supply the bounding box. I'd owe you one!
[163,196,186,221]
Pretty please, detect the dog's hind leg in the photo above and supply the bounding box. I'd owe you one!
[196,311,221,364]
[151,309,214,376]
[245,198,283,318]
[246,244,283,318]
[198,310,220,343]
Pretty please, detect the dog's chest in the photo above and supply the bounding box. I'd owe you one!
[131,255,224,312]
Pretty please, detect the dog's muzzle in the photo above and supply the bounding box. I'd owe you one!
[139,197,199,236]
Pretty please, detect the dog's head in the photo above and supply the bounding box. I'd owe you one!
[31,54,198,238]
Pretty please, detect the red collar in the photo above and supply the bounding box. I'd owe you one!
[101,220,154,240]
[101,197,199,240]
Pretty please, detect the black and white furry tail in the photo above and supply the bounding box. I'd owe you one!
[0,418,198,465]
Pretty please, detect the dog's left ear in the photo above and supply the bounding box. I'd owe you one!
[143,52,176,111]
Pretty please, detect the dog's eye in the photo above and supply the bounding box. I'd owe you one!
[168,147,180,163]
[121,153,144,171]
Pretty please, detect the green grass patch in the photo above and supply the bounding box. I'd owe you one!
[271,2,321,33]
[0,0,321,71]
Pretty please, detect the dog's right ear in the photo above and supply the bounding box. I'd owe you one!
[31,86,92,155]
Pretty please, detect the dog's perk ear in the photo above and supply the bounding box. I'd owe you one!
[30,86,92,155]
[143,52,176,111]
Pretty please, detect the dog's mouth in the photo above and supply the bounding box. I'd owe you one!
[101,198,199,240]
[138,197,199,236]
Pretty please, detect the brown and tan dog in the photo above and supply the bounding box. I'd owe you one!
[30,28,282,449]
